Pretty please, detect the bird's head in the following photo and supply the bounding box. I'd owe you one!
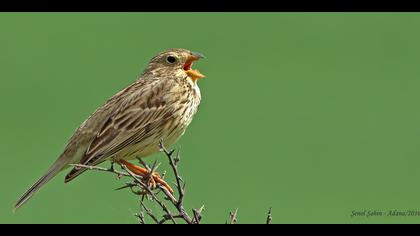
[144,48,206,82]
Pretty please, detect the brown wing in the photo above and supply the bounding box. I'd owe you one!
[65,77,178,182]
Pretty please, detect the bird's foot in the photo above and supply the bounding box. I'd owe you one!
[118,159,174,194]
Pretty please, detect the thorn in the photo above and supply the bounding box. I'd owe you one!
[182,182,187,192]
[150,160,161,173]
[174,149,181,164]
[137,158,148,169]
[199,204,205,212]
[115,182,135,191]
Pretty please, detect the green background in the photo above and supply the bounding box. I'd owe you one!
[1,13,420,224]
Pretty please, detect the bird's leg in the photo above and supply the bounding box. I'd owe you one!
[118,159,174,194]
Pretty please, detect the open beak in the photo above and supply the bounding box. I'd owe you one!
[183,51,205,82]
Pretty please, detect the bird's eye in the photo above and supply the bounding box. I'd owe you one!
[166,56,177,63]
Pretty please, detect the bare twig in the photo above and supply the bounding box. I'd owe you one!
[158,140,193,224]
[266,207,272,224]
[158,214,186,224]
[139,201,159,224]
[69,164,129,177]
[159,141,184,201]
[193,205,205,224]
[228,208,239,224]
[134,212,145,224]
[72,143,272,224]
[115,182,137,191]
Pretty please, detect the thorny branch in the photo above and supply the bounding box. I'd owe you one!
[71,140,202,224]
[72,141,273,224]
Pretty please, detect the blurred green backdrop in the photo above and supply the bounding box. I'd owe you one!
[1,13,420,224]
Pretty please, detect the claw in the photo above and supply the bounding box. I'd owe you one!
[118,159,174,194]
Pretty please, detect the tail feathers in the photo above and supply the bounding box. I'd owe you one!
[64,154,106,183]
[14,158,67,212]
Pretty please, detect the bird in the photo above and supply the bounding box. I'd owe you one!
[14,48,205,211]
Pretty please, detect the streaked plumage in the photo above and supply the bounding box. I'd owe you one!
[15,48,205,211]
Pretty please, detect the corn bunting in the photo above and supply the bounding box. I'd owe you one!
[15,48,205,211]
